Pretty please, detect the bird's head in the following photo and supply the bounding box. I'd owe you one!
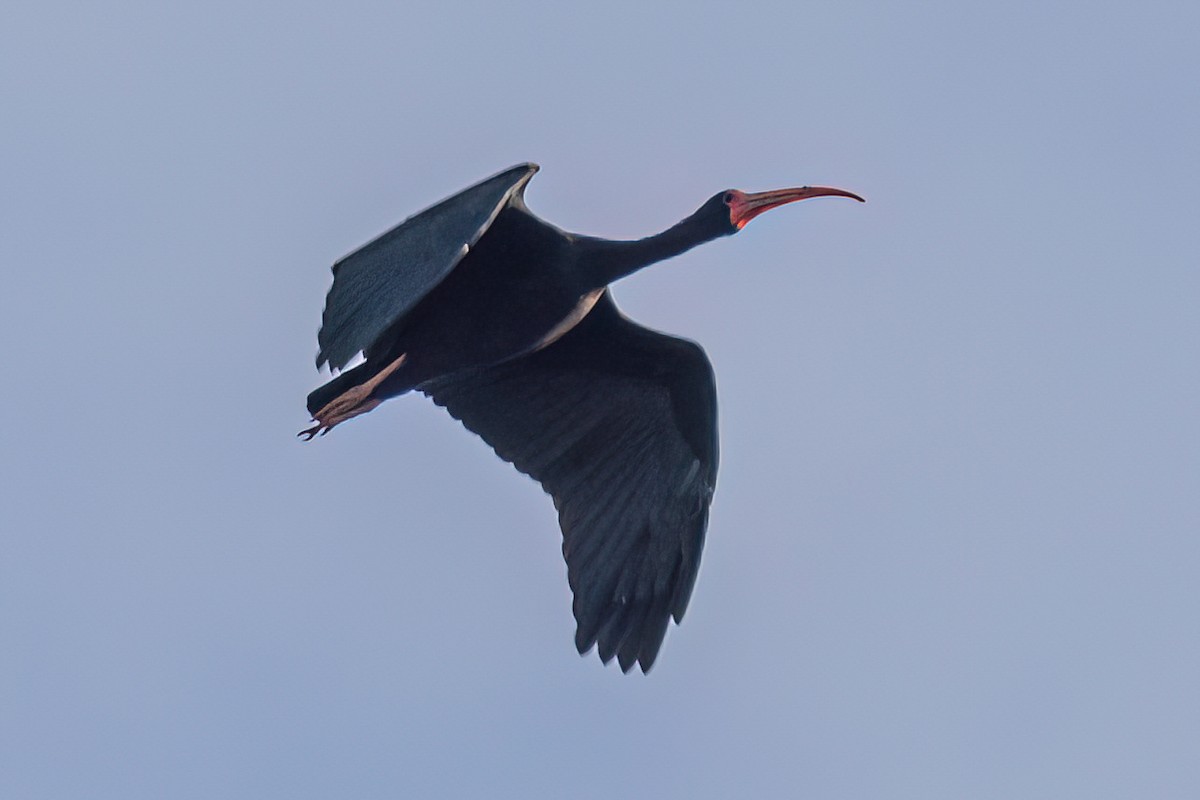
[702,185,865,234]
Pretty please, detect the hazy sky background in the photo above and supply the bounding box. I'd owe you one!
[3,3,1198,798]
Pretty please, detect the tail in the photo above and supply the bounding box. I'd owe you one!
[306,361,376,416]
[305,356,415,417]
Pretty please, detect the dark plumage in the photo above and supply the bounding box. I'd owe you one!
[302,163,863,672]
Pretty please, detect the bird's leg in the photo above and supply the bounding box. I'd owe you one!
[298,354,408,440]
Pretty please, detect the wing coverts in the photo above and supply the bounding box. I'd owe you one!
[316,163,540,371]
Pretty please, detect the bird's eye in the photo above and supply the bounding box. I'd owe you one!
[722,192,734,204]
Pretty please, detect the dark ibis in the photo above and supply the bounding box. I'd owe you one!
[302,163,863,672]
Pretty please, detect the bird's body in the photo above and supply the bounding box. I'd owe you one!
[310,202,584,410]
[302,163,863,672]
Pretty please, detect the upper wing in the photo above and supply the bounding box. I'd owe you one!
[420,293,718,673]
[316,163,539,371]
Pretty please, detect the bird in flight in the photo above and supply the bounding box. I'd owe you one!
[302,163,863,672]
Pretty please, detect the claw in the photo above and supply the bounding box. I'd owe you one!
[297,422,324,441]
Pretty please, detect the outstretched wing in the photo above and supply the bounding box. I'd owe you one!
[420,293,718,673]
[317,163,539,371]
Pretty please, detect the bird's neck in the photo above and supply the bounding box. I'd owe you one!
[574,211,725,289]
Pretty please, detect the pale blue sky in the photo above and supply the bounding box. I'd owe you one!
[3,3,1198,798]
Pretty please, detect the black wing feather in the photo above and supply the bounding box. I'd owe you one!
[316,163,539,371]
[421,293,718,672]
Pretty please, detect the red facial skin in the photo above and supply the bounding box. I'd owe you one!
[726,186,865,229]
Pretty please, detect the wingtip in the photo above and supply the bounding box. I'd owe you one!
[574,628,593,656]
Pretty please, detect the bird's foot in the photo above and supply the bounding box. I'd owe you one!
[297,353,408,441]
[297,393,383,440]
